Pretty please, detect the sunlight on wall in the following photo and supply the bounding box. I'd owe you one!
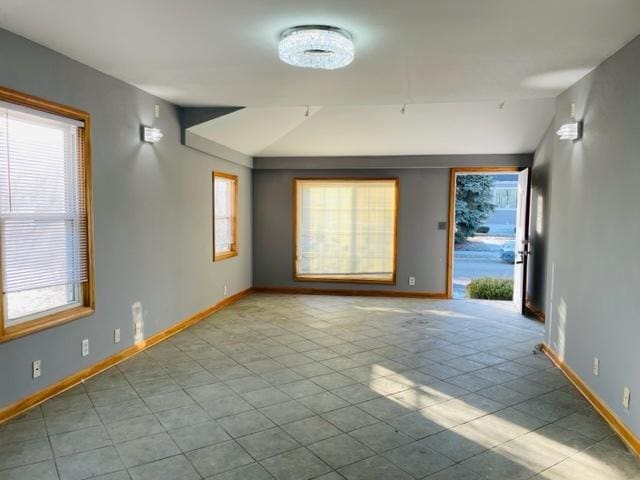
[536,194,544,235]
[132,301,145,343]
[546,263,555,348]
[556,297,567,360]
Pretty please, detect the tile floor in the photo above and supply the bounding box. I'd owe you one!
[1,294,638,480]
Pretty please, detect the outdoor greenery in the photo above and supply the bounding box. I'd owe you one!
[467,277,514,300]
[455,175,495,243]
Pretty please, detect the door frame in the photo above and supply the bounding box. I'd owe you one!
[446,166,528,304]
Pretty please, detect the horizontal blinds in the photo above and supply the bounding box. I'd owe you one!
[297,180,396,277]
[0,106,88,293]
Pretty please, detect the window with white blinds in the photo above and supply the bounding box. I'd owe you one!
[0,100,90,328]
[295,179,398,283]
[213,172,237,260]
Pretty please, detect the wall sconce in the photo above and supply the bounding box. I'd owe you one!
[556,121,582,141]
[557,102,581,141]
[142,126,163,143]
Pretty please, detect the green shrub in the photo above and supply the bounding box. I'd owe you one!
[467,277,513,300]
[476,226,490,234]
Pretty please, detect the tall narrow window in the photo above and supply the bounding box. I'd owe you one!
[213,172,237,261]
[0,88,94,340]
[295,178,398,284]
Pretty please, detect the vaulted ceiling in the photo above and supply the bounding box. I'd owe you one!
[2,0,639,156]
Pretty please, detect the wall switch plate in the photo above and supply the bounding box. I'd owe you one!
[408,276,416,286]
[114,328,121,344]
[224,285,228,295]
[32,360,41,379]
[154,104,160,119]
[81,339,89,357]
[593,357,599,376]
[623,387,631,409]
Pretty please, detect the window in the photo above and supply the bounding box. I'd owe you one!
[295,178,398,284]
[213,172,237,261]
[0,88,94,340]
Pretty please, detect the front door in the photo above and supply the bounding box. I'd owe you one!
[513,168,531,313]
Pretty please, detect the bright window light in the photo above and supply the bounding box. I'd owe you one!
[295,179,398,283]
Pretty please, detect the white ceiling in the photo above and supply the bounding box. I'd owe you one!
[1,0,638,157]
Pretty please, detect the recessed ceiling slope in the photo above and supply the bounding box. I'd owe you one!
[0,0,638,106]
[189,99,554,157]
[188,106,322,156]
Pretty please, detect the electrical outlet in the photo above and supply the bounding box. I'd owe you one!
[32,360,41,379]
[593,357,599,376]
[623,387,631,409]
[81,339,89,357]
[224,285,228,295]
[114,328,121,344]
[408,276,416,286]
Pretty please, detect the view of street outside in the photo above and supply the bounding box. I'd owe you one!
[453,235,515,298]
[453,173,517,299]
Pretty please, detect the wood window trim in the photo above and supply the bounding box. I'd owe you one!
[293,177,399,285]
[0,86,95,343]
[212,171,238,262]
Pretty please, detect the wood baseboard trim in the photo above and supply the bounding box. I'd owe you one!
[253,286,448,299]
[541,344,640,457]
[0,287,254,425]
[525,300,545,323]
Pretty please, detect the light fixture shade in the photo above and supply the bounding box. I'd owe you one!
[143,126,163,143]
[556,122,582,141]
[279,25,354,70]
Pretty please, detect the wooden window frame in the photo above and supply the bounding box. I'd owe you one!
[0,86,95,343]
[293,177,399,285]
[212,171,238,262]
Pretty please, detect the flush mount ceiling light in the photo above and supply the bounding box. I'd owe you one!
[279,25,354,70]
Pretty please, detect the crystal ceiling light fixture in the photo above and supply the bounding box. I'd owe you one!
[279,25,354,70]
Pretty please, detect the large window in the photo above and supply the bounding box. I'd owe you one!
[213,172,237,261]
[0,88,94,340]
[295,178,398,284]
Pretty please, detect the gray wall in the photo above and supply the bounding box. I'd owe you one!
[544,35,640,435]
[253,155,533,293]
[253,169,451,293]
[526,121,554,313]
[0,29,252,408]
